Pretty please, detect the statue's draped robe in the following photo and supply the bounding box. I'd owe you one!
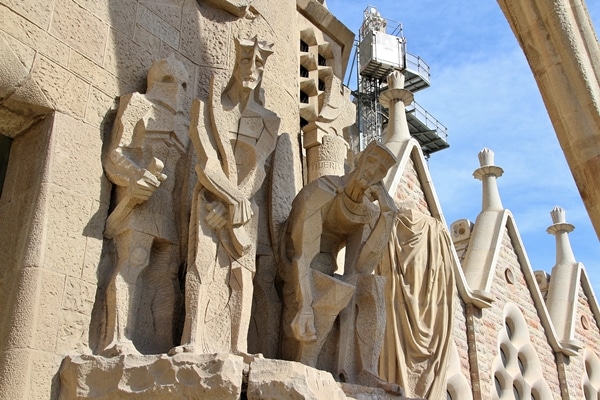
[377,209,455,399]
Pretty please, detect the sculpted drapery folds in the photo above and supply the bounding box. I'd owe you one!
[376,207,456,399]
[279,141,402,394]
[102,56,189,355]
[180,36,280,354]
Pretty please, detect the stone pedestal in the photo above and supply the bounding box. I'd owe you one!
[59,353,418,400]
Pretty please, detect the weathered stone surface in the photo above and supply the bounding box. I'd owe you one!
[84,86,117,127]
[136,4,180,49]
[180,2,231,68]
[59,353,244,399]
[247,358,347,400]
[28,57,90,118]
[103,28,155,90]
[0,6,70,68]
[50,112,106,199]
[140,0,184,30]
[57,0,136,38]
[340,383,419,400]
[0,32,31,100]
[0,0,54,30]
[44,186,90,277]
[50,0,109,65]
[133,25,162,56]
[69,50,121,97]
[205,0,252,17]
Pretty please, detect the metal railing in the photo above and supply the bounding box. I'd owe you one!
[405,52,430,85]
[406,101,448,143]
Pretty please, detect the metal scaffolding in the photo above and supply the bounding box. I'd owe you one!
[355,5,448,156]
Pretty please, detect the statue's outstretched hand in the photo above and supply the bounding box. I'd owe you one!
[291,305,317,342]
[367,183,395,213]
[128,169,161,202]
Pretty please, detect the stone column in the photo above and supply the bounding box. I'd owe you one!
[303,121,348,183]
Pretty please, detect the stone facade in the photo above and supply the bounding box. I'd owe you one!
[0,1,599,400]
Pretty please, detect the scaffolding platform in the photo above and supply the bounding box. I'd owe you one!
[404,52,430,93]
[405,101,449,154]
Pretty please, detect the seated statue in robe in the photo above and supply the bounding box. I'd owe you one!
[279,141,402,394]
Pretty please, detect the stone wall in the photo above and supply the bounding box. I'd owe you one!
[453,296,472,390]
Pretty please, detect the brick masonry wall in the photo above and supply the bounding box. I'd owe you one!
[393,154,432,216]
[561,278,600,398]
[470,226,561,399]
[453,295,472,387]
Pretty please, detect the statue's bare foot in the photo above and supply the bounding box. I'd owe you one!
[168,344,196,355]
[358,370,404,396]
[233,351,264,364]
[378,381,403,396]
[101,340,141,357]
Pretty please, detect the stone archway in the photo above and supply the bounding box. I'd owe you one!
[496,0,600,239]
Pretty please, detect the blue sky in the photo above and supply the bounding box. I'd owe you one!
[325,1,600,295]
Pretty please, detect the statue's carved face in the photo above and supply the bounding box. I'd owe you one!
[353,143,396,191]
[147,58,188,111]
[237,44,265,92]
[356,153,391,189]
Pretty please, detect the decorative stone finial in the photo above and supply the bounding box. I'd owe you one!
[547,206,575,235]
[473,148,504,211]
[547,206,576,265]
[386,70,406,90]
[550,206,567,225]
[478,147,495,167]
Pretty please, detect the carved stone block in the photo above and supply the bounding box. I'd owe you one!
[59,353,244,399]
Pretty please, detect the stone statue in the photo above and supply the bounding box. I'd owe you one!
[376,205,456,399]
[180,36,279,354]
[279,140,401,393]
[102,55,189,354]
